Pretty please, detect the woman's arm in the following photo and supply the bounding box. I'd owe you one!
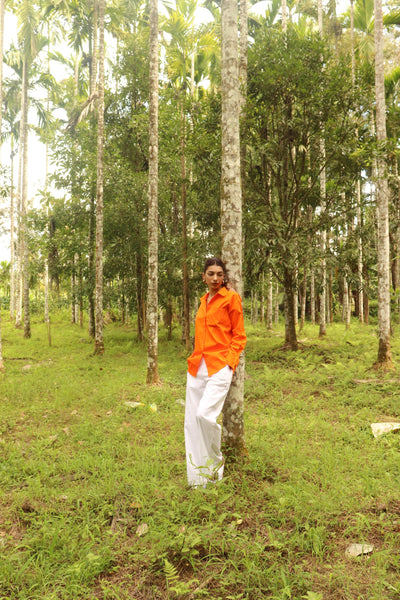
[226,294,247,371]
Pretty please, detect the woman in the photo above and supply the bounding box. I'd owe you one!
[184,257,247,487]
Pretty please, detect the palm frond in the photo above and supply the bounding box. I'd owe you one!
[385,66,400,97]
[383,10,400,27]
[66,92,98,132]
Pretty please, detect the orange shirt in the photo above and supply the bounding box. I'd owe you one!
[187,286,247,377]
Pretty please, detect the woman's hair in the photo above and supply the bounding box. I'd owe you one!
[202,257,229,286]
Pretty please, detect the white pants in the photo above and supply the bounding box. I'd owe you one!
[184,358,233,487]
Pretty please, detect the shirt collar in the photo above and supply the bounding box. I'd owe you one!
[201,286,229,302]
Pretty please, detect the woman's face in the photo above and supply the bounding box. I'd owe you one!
[203,264,225,295]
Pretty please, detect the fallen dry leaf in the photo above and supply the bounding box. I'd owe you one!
[125,401,144,409]
[345,543,374,557]
[136,523,149,537]
[371,423,400,438]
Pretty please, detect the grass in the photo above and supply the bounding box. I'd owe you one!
[1,312,400,599]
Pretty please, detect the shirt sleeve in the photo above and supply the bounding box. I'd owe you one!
[226,293,247,371]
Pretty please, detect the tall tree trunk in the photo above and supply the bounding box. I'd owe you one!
[374,0,392,368]
[310,263,316,325]
[87,10,98,339]
[88,195,96,337]
[71,262,76,324]
[181,100,190,351]
[317,0,327,338]
[44,129,51,345]
[357,180,364,322]
[396,162,400,324]
[350,0,364,324]
[94,0,105,354]
[329,270,334,324]
[347,282,352,327]
[326,267,331,324]
[9,137,15,322]
[21,57,31,339]
[283,267,298,350]
[260,271,265,322]
[221,0,245,459]
[343,275,349,328]
[281,0,287,32]
[274,280,279,324]
[15,100,24,330]
[146,0,160,383]
[293,261,298,328]
[239,0,247,205]
[267,268,273,329]
[136,251,145,342]
[0,0,4,368]
[74,253,79,323]
[299,263,307,331]
[90,0,98,97]
[44,23,51,345]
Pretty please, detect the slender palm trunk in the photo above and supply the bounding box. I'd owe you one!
[44,145,51,345]
[260,272,265,322]
[293,261,298,328]
[239,0,247,205]
[10,139,15,321]
[88,195,96,337]
[343,275,349,327]
[181,101,190,351]
[317,0,327,338]
[267,269,273,329]
[94,0,105,354]
[299,263,307,331]
[71,258,77,324]
[350,0,364,324]
[15,102,24,330]
[310,264,316,325]
[374,0,392,367]
[274,280,279,324]
[146,0,160,383]
[44,24,51,345]
[283,267,298,350]
[88,13,97,339]
[0,0,4,368]
[396,164,400,323]
[281,0,287,32]
[329,270,334,324]
[357,180,364,322]
[21,58,31,339]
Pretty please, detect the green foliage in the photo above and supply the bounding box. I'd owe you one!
[246,27,360,280]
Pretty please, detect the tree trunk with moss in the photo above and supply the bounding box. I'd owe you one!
[221,0,245,459]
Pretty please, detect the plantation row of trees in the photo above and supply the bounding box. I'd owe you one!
[0,0,399,376]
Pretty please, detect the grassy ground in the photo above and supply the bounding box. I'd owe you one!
[1,312,400,599]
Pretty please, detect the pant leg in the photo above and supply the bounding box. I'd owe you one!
[185,360,208,487]
[185,360,233,487]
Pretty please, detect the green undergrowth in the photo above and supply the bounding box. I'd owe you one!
[1,313,400,599]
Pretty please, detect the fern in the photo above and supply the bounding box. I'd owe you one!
[164,558,180,588]
[164,559,193,598]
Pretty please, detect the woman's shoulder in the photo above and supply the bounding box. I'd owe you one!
[224,284,239,296]
[223,287,243,304]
